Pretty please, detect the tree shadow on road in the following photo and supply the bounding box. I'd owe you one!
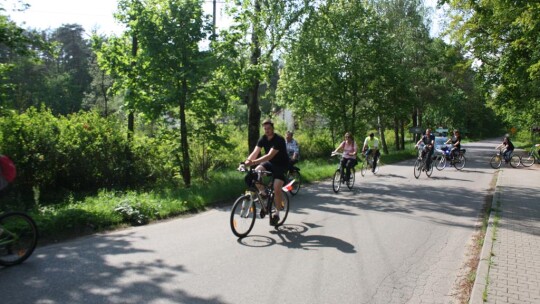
[0,231,228,304]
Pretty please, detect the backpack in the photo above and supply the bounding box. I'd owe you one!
[0,155,17,182]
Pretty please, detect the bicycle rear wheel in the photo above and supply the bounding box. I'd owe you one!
[489,155,502,169]
[509,155,521,168]
[454,155,466,170]
[347,168,355,190]
[230,193,257,238]
[435,155,446,171]
[521,152,535,167]
[274,193,290,227]
[413,159,422,179]
[332,170,341,193]
[0,212,38,266]
[287,170,301,196]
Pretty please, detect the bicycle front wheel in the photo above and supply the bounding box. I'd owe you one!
[454,155,466,170]
[435,155,446,171]
[347,168,355,190]
[509,155,521,168]
[360,160,367,176]
[521,153,535,167]
[413,159,422,179]
[0,212,38,266]
[230,193,257,238]
[287,170,301,196]
[489,155,502,169]
[332,170,341,193]
[426,162,434,177]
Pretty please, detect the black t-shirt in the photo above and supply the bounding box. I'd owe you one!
[422,134,435,145]
[257,133,289,167]
[504,138,514,150]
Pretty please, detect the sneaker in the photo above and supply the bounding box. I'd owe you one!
[270,214,280,226]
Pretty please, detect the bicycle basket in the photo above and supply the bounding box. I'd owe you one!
[244,172,258,187]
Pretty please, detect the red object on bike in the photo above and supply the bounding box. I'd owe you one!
[0,155,16,182]
[282,179,295,192]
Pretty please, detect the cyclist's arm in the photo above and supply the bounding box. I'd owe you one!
[349,143,358,156]
[248,147,279,165]
[246,146,262,166]
[333,142,344,153]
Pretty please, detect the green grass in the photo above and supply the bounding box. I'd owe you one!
[18,146,417,244]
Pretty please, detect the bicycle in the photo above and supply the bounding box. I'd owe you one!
[230,163,292,238]
[285,164,301,196]
[331,152,355,193]
[435,146,467,171]
[360,151,380,176]
[489,148,520,169]
[413,145,434,179]
[0,211,38,266]
[520,144,540,167]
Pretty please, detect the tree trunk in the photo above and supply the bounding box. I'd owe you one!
[128,34,138,141]
[400,119,405,150]
[247,0,262,152]
[378,116,389,154]
[394,116,400,150]
[180,78,191,187]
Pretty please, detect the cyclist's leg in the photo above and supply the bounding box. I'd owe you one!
[340,158,346,178]
[372,150,380,172]
[426,148,433,169]
[271,166,287,225]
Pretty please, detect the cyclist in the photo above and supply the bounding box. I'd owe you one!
[415,128,435,170]
[245,119,289,226]
[362,132,380,173]
[332,132,358,182]
[495,136,515,163]
[445,129,461,159]
[285,130,300,166]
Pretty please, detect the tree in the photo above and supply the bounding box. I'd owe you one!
[218,0,311,151]
[443,0,540,132]
[277,0,392,141]
[98,0,215,187]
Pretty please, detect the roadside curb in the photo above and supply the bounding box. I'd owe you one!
[469,170,501,304]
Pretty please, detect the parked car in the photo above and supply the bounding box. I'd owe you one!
[434,136,449,155]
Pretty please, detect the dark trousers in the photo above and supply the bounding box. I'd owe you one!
[340,158,357,180]
[365,149,380,172]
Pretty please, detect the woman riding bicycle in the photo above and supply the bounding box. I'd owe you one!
[332,132,358,182]
[496,136,515,163]
[445,129,461,159]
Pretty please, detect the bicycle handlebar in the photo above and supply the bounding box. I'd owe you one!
[237,163,272,175]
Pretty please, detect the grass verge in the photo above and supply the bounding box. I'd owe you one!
[8,148,416,244]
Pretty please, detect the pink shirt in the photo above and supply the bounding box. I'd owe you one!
[341,141,357,159]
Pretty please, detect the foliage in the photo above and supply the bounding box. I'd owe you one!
[278,0,392,137]
[443,0,540,132]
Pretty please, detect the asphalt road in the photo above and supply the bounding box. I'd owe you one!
[0,139,501,304]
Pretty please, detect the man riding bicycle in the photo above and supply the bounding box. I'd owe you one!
[362,132,380,173]
[244,119,289,226]
[415,128,435,170]
[285,130,300,167]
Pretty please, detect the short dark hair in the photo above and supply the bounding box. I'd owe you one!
[369,133,374,137]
